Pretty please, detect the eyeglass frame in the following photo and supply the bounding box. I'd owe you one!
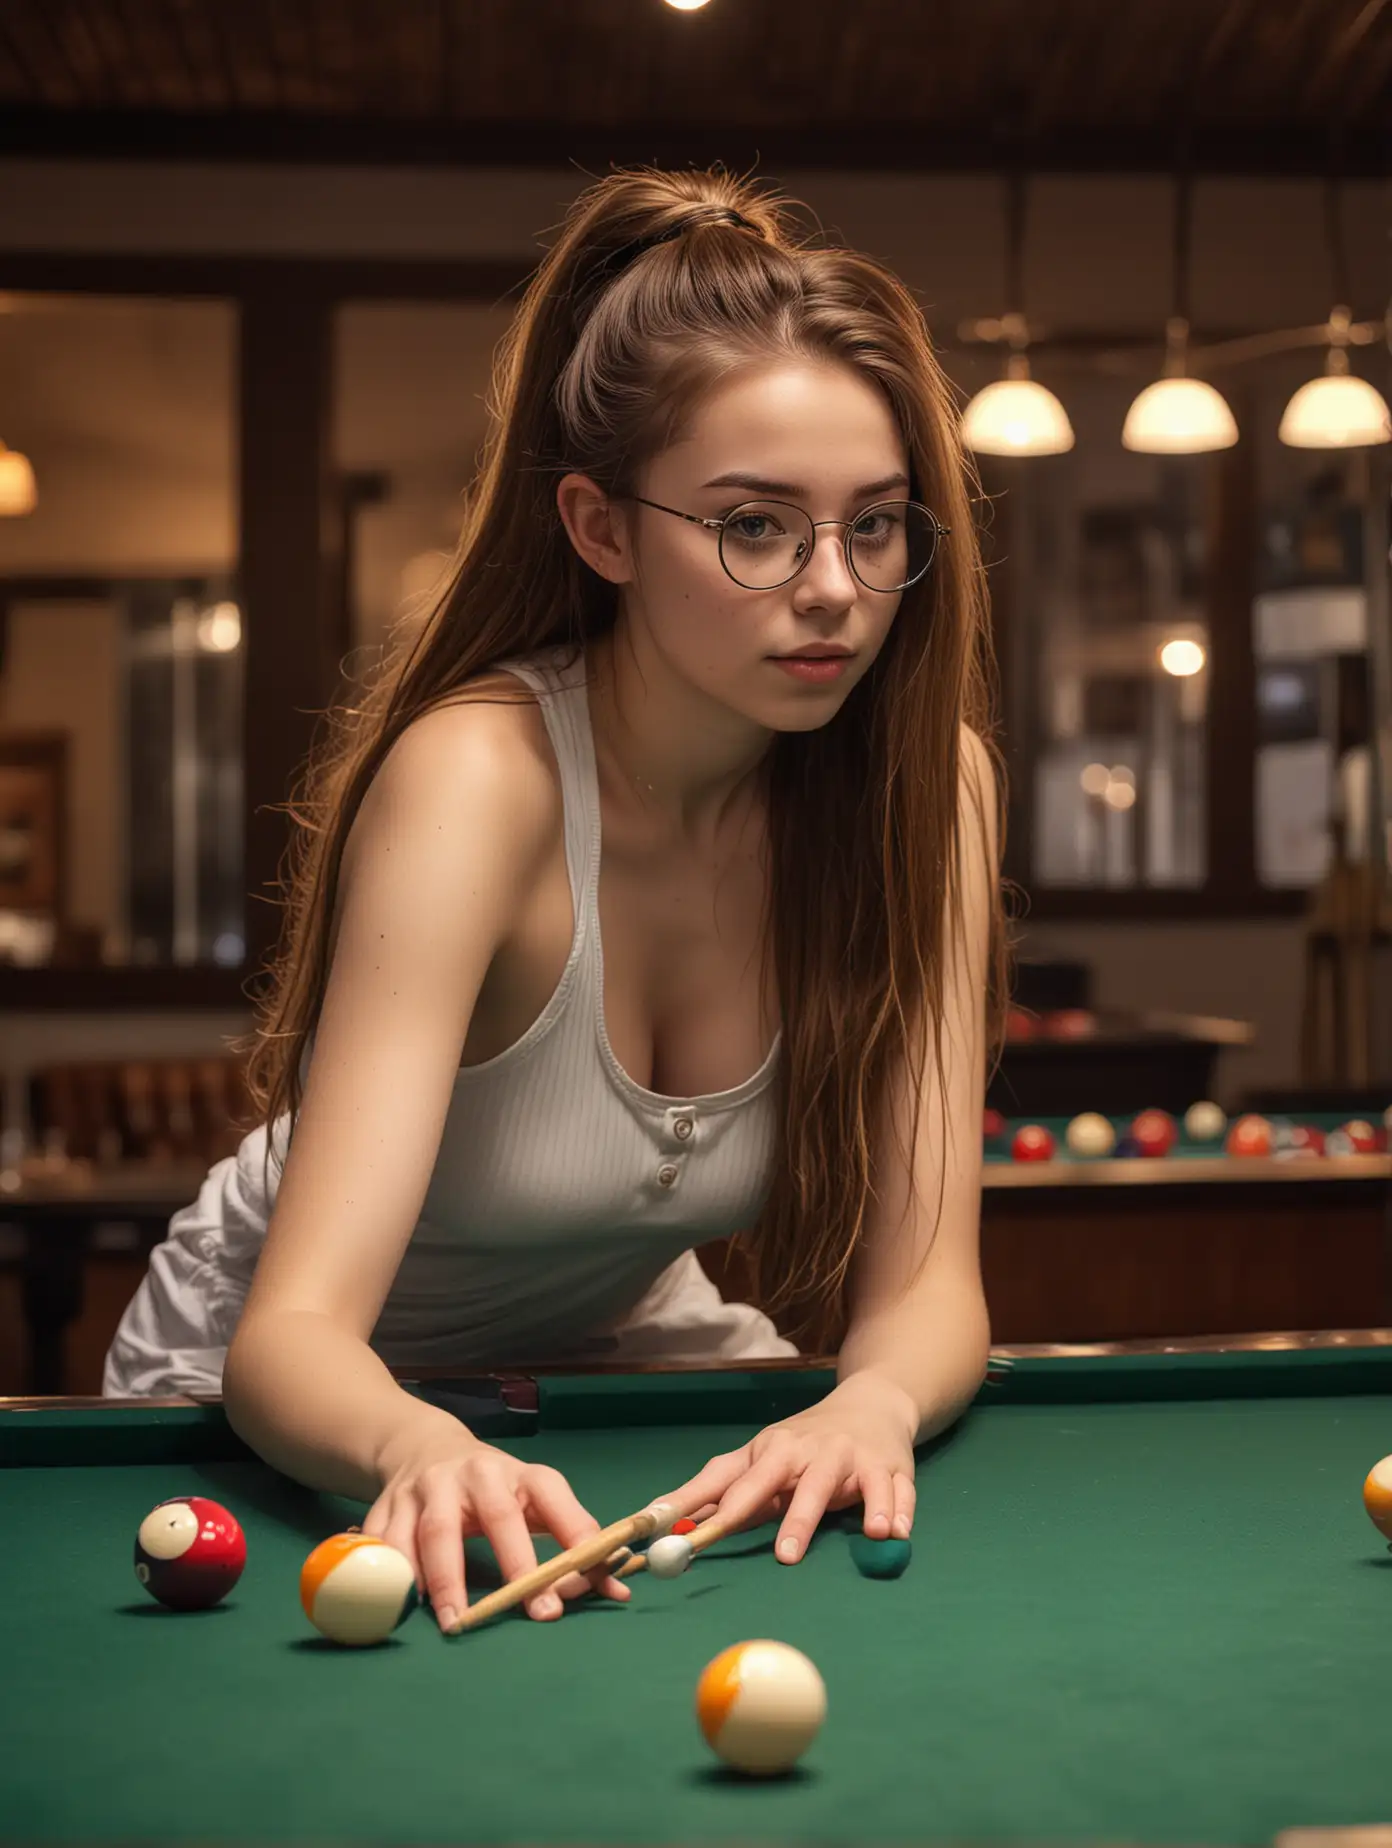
[621,494,951,593]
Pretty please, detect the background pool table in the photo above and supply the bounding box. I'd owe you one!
[3,1340,1391,1845]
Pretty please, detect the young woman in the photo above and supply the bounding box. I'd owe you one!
[105,165,1009,1632]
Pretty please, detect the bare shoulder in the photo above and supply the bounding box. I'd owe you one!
[955,724,1001,891]
[341,668,563,893]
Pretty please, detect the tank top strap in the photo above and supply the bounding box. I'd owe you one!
[491,643,603,939]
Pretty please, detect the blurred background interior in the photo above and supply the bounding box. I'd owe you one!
[0,0,1389,1392]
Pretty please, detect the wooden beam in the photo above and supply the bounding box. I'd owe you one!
[0,104,1389,176]
[237,278,333,979]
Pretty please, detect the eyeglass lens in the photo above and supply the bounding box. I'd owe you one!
[719,500,937,592]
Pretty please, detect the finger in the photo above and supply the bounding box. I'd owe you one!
[774,1461,849,1563]
[705,1450,801,1543]
[856,1464,898,1539]
[521,1471,632,1611]
[891,1472,917,1539]
[471,1476,558,1621]
[415,1486,473,1631]
[379,1503,425,1596]
[663,1450,749,1520]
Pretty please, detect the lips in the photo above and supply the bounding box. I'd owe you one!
[773,647,853,660]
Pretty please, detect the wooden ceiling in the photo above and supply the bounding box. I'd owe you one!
[0,0,1390,175]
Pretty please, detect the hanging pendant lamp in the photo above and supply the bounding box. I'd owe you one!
[1279,180,1390,449]
[961,172,1074,457]
[1123,171,1237,455]
[0,438,37,516]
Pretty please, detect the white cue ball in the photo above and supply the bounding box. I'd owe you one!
[645,1535,694,1579]
[1184,1100,1227,1142]
[1065,1112,1115,1158]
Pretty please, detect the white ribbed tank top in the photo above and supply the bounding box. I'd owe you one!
[372,641,786,1362]
[103,642,793,1396]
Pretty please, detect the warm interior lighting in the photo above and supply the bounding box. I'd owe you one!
[1123,375,1237,454]
[0,440,36,516]
[961,353,1074,457]
[1279,342,1391,448]
[197,602,242,653]
[1160,638,1206,676]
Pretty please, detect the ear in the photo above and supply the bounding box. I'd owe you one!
[556,474,635,585]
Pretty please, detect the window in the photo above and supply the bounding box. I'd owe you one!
[0,293,240,969]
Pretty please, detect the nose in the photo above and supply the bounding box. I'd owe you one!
[795,524,859,603]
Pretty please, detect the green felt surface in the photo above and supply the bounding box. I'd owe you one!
[2,1360,1391,1844]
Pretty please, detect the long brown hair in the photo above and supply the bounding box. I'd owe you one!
[238,163,1011,1347]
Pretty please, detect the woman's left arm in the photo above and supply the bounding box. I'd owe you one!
[667,727,1000,1559]
[833,721,999,1444]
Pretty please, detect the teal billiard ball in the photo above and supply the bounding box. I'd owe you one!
[848,1532,912,1579]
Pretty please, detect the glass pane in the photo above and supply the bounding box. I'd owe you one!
[0,293,240,967]
[1251,350,1382,890]
[1007,378,1210,890]
[333,302,515,668]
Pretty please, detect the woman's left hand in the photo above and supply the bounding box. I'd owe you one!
[665,1372,919,1564]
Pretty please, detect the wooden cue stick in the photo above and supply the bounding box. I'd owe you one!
[450,1500,676,1632]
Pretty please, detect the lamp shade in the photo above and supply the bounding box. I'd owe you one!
[1278,373,1391,448]
[0,441,36,516]
[961,378,1075,456]
[1122,378,1238,454]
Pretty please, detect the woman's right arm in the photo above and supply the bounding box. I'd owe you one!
[222,701,632,1625]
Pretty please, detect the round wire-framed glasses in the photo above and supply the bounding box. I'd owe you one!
[627,494,950,593]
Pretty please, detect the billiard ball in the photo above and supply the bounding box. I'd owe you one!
[1290,1125,1325,1156]
[1130,1108,1177,1157]
[1006,1008,1037,1041]
[1065,1112,1115,1159]
[300,1534,418,1646]
[1325,1129,1356,1157]
[1225,1114,1273,1157]
[696,1640,827,1775]
[1012,1123,1055,1162]
[134,1496,246,1610]
[1183,1100,1226,1143]
[1342,1119,1380,1154]
[645,1535,694,1579]
[983,1108,1006,1142]
[848,1533,912,1579]
[1362,1455,1392,1547]
[1044,1008,1096,1040]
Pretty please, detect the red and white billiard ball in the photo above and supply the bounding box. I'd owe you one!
[300,1533,418,1645]
[696,1640,827,1775]
[983,1108,1007,1142]
[134,1496,246,1610]
[1363,1455,1392,1547]
[1342,1119,1380,1154]
[1011,1124,1056,1162]
[1130,1109,1177,1158]
[1225,1114,1273,1158]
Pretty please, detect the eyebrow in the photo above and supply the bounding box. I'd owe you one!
[700,470,911,500]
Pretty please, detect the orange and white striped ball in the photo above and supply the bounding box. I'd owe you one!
[300,1534,418,1646]
[1363,1456,1392,1546]
[695,1640,826,1775]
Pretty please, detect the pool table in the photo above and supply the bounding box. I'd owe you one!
[3,1337,1391,1845]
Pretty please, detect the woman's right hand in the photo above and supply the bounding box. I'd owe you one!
[362,1420,632,1633]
